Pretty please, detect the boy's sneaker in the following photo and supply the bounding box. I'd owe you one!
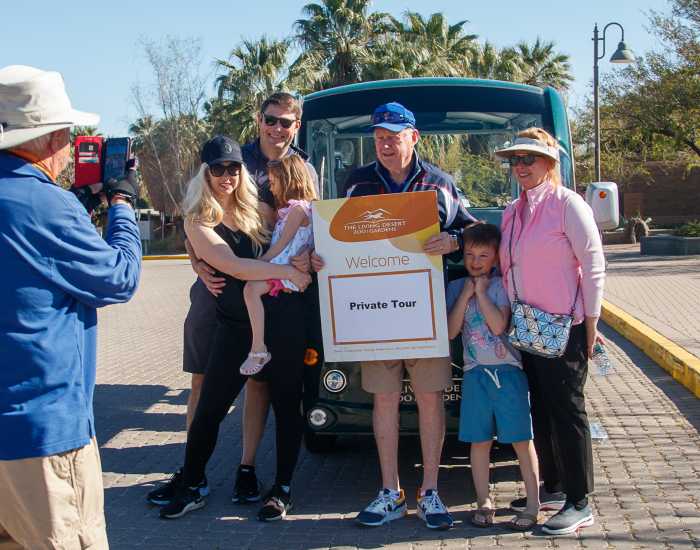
[510,485,566,512]
[232,465,263,503]
[146,468,210,505]
[542,503,594,535]
[257,484,292,521]
[159,485,205,519]
[417,489,453,530]
[355,489,408,527]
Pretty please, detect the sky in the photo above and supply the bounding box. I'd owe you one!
[2,0,669,138]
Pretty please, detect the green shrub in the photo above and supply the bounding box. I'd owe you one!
[673,221,700,237]
[146,232,186,255]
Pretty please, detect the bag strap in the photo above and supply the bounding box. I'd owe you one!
[570,275,581,317]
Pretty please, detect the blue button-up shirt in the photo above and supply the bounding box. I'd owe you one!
[0,153,141,460]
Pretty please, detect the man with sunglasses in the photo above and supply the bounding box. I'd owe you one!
[331,102,474,530]
[163,94,318,509]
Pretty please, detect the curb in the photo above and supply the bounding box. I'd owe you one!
[142,255,189,260]
[601,298,700,399]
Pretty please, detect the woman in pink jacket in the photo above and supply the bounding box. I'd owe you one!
[496,128,605,536]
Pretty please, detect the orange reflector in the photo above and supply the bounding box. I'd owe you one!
[599,191,607,198]
[304,349,319,365]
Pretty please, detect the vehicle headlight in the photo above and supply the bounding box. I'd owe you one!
[309,408,328,427]
[323,370,347,393]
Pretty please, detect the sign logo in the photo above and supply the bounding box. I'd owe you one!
[329,191,438,243]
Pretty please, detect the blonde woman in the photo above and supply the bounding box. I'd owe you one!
[155,136,311,522]
[496,128,605,535]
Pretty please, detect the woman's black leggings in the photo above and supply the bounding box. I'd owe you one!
[521,322,594,501]
[182,301,306,488]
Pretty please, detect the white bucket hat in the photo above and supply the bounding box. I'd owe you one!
[0,65,99,150]
[494,137,560,164]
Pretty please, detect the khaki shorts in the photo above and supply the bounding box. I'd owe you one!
[361,356,453,394]
[0,438,108,550]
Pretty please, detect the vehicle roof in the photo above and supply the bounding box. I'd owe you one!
[303,78,544,102]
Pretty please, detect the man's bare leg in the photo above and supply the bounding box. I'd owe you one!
[373,392,401,491]
[186,373,204,433]
[242,378,271,465]
[415,390,445,491]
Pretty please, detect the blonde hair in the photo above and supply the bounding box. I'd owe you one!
[267,155,319,209]
[183,162,271,257]
[516,127,562,186]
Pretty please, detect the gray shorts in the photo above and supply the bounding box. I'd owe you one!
[183,278,218,375]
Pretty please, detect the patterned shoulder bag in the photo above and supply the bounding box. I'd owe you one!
[506,215,580,358]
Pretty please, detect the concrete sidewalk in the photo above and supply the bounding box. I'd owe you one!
[604,244,700,361]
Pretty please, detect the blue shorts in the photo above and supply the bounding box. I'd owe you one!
[459,363,533,444]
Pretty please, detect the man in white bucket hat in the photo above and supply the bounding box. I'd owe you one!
[0,65,142,549]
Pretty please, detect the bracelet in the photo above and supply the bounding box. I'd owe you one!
[451,233,461,252]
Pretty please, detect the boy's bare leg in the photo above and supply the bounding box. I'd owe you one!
[470,440,494,523]
[511,440,540,525]
[243,281,275,360]
[186,373,204,433]
[241,379,271,465]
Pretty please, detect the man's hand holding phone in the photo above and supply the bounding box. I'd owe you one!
[103,161,139,209]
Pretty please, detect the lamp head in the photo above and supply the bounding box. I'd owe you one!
[610,41,636,63]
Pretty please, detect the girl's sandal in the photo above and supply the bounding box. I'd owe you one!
[470,508,495,528]
[507,512,542,532]
[240,348,272,376]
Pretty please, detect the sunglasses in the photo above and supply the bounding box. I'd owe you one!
[370,111,415,127]
[209,163,241,177]
[508,154,544,167]
[262,113,297,129]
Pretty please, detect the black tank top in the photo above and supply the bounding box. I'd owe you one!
[213,223,296,327]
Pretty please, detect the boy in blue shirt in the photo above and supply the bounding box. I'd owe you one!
[445,222,540,531]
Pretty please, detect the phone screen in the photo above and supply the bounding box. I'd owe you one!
[103,138,130,181]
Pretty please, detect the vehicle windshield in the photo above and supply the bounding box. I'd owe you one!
[306,111,544,206]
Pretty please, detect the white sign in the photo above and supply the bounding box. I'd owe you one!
[313,191,449,362]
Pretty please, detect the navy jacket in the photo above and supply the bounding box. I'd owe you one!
[0,153,141,460]
[342,153,475,264]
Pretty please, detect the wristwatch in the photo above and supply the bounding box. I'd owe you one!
[451,233,461,252]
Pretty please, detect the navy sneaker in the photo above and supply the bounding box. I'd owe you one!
[542,503,594,535]
[146,468,210,505]
[232,465,263,503]
[417,489,453,530]
[159,485,205,519]
[257,484,292,521]
[355,489,408,527]
[511,485,566,512]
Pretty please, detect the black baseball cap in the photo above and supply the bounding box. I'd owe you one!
[201,135,245,167]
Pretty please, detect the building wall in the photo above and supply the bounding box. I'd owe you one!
[617,162,700,223]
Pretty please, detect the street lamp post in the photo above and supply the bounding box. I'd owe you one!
[593,23,636,182]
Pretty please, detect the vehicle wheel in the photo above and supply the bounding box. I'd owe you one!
[303,432,338,453]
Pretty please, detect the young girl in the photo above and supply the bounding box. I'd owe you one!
[241,155,318,375]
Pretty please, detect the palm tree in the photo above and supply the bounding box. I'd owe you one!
[467,41,522,81]
[292,0,391,90]
[515,37,574,92]
[210,35,292,144]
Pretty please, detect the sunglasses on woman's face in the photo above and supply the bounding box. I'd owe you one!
[262,113,297,129]
[509,154,544,167]
[209,163,241,177]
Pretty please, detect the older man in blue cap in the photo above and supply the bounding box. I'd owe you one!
[314,102,474,530]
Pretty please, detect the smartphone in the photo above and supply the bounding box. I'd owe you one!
[102,137,132,181]
[74,136,103,187]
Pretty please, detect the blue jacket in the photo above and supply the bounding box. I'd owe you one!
[0,153,142,460]
[342,153,475,264]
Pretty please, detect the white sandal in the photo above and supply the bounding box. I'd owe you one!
[240,348,271,376]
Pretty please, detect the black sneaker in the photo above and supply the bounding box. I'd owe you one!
[159,485,205,519]
[147,468,210,505]
[232,465,263,503]
[257,484,292,522]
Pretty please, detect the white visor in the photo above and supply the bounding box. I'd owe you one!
[494,137,560,164]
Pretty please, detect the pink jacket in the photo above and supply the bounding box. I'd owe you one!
[499,180,605,324]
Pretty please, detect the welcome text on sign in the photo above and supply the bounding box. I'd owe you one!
[345,255,410,269]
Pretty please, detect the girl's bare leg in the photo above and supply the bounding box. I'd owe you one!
[511,440,540,525]
[243,281,275,362]
[470,440,494,524]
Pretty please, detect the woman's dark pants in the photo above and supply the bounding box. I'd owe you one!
[521,322,595,500]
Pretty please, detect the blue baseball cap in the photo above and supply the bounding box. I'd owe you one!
[365,102,416,134]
